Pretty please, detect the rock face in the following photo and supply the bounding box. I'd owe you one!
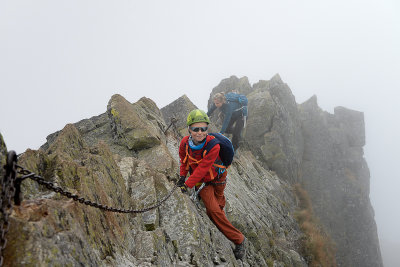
[107,95,163,151]
[299,97,381,266]
[0,134,6,171]
[206,75,382,266]
[1,94,306,266]
[248,75,304,184]
[160,94,197,137]
[0,75,382,267]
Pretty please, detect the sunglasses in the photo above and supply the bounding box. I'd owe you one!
[189,126,208,132]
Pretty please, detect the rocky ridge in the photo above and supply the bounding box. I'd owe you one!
[0,74,382,266]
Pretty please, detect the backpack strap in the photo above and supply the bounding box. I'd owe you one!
[203,138,219,155]
[203,137,227,169]
[184,143,202,171]
[183,135,212,172]
[203,138,225,165]
[202,137,228,176]
[182,136,190,169]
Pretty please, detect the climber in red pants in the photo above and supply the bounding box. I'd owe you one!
[177,109,246,260]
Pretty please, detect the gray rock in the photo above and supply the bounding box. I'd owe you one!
[0,133,7,176]
[1,76,382,267]
[245,75,304,183]
[299,95,383,267]
[0,134,7,199]
[161,94,197,136]
[107,94,162,151]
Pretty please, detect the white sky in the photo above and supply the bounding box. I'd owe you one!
[1,0,399,264]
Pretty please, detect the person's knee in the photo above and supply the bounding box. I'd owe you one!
[206,206,223,215]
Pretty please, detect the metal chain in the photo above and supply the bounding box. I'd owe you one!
[0,152,178,266]
[173,120,183,139]
[164,117,178,135]
[0,151,17,267]
[16,165,178,214]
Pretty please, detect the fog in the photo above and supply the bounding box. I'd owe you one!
[1,1,399,265]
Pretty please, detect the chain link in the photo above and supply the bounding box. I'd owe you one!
[165,117,184,140]
[164,117,178,135]
[15,165,178,214]
[164,117,183,138]
[1,151,17,266]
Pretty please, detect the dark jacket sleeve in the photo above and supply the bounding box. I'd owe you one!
[220,104,233,134]
[207,103,217,117]
[185,144,220,188]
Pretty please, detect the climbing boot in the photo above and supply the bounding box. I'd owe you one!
[233,237,246,260]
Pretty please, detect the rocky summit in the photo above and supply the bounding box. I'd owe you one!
[0,75,382,266]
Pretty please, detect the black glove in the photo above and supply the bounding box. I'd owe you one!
[177,176,187,193]
[177,176,186,187]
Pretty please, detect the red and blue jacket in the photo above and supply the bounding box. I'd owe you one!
[179,135,222,188]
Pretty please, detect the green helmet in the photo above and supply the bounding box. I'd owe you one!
[186,109,210,126]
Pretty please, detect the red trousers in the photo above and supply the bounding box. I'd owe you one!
[199,174,244,245]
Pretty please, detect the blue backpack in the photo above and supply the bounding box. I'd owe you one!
[204,133,235,167]
[225,92,248,116]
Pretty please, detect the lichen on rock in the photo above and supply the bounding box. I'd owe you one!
[0,75,382,266]
[107,94,162,151]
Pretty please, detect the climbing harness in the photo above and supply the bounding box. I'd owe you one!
[0,150,179,266]
[183,138,228,182]
[183,144,226,181]
[183,133,234,182]
[233,106,246,112]
[189,170,228,204]
[232,106,247,129]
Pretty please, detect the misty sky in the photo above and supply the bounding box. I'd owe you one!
[1,1,399,265]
